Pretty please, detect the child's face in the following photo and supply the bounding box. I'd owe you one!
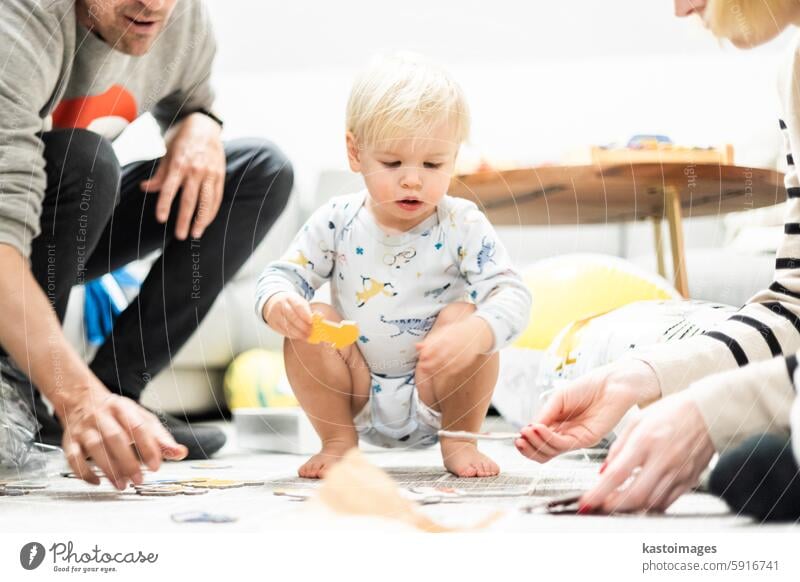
[347,122,459,232]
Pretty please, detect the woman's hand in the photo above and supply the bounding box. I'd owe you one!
[577,393,715,514]
[515,359,661,462]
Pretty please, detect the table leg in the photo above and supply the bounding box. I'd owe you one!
[652,217,666,278]
[664,185,689,297]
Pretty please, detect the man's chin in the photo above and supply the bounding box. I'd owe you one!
[114,37,158,56]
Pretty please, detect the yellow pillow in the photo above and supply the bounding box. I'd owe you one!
[514,254,680,350]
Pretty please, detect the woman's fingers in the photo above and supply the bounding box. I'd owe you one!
[603,456,673,513]
[602,416,638,468]
[652,479,692,513]
[518,425,561,459]
[514,437,553,463]
[536,387,568,426]
[580,439,646,511]
[531,422,576,451]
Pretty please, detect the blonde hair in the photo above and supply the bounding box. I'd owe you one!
[346,53,470,148]
[704,0,800,46]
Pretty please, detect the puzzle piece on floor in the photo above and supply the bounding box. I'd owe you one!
[307,313,359,349]
[133,483,209,496]
[183,478,246,489]
[190,462,233,470]
[437,430,520,441]
[171,511,237,523]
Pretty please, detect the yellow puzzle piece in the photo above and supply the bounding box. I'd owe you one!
[308,313,359,349]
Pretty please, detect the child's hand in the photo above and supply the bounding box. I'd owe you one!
[263,292,313,339]
[415,316,493,383]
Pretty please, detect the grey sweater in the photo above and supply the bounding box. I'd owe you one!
[0,0,216,258]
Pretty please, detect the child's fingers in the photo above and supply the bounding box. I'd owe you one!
[286,318,312,339]
[291,297,313,324]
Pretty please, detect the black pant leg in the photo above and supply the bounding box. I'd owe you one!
[709,433,800,522]
[3,129,120,442]
[86,138,293,400]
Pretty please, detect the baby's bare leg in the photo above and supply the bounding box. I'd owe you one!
[417,302,500,477]
[284,302,371,478]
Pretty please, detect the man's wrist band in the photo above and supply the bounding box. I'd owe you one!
[192,108,224,129]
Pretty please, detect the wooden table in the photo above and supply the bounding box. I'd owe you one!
[449,163,786,297]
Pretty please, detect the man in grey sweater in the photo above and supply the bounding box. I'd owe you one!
[0,0,293,489]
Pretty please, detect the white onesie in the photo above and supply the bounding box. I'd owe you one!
[256,190,531,447]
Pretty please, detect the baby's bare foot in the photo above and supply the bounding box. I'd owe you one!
[298,442,355,479]
[441,439,500,478]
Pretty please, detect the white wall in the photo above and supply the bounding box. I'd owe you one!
[206,0,792,215]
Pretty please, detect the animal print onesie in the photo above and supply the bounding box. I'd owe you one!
[256,190,531,447]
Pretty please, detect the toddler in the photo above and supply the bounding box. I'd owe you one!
[256,53,531,478]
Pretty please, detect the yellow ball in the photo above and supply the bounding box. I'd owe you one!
[223,349,298,410]
[514,254,679,350]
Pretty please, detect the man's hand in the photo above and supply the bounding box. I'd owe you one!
[140,112,225,240]
[415,316,492,385]
[515,359,661,462]
[56,385,187,490]
[263,292,314,340]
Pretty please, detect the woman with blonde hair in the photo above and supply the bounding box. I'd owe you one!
[516,0,800,520]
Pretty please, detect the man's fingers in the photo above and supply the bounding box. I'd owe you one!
[79,428,122,490]
[140,161,166,192]
[191,177,218,239]
[96,415,142,485]
[149,420,187,461]
[112,403,162,472]
[175,172,201,240]
[155,166,184,223]
[63,437,100,485]
[130,422,162,472]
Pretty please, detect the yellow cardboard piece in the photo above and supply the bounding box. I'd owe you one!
[307,313,359,349]
[314,449,501,533]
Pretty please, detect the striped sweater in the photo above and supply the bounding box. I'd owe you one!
[634,37,800,452]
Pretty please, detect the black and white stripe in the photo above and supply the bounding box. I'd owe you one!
[695,119,800,370]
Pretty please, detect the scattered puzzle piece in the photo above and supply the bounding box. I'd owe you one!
[185,479,246,489]
[190,462,233,470]
[307,313,359,349]
[171,511,237,523]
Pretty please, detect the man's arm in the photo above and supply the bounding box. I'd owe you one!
[0,245,186,487]
[0,2,186,487]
